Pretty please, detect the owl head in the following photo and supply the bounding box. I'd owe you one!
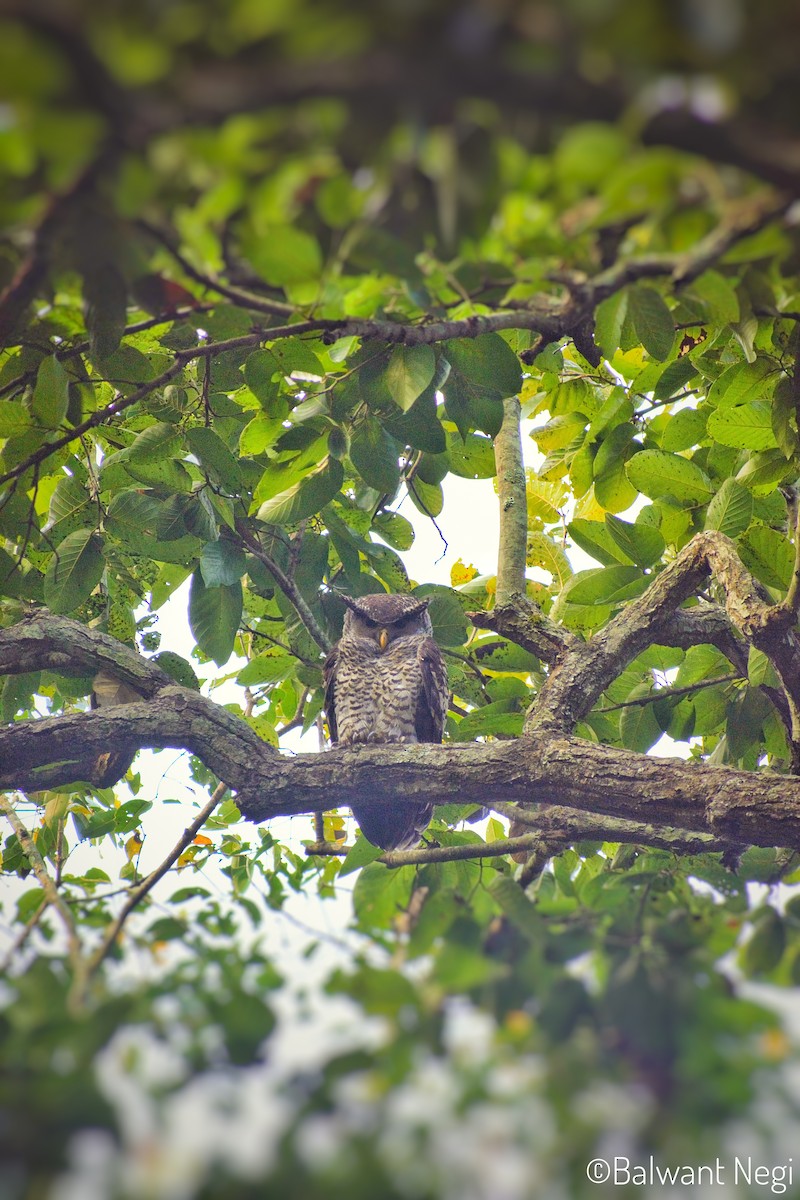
[340,592,432,650]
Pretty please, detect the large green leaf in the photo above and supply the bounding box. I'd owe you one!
[594,289,629,360]
[707,401,778,451]
[604,514,665,568]
[625,449,714,506]
[704,478,753,537]
[413,584,469,645]
[629,286,675,360]
[43,529,105,613]
[738,526,795,591]
[444,333,523,398]
[188,568,243,666]
[349,415,401,493]
[185,427,243,492]
[31,356,70,429]
[383,345,436,411]
[257,458,344,524]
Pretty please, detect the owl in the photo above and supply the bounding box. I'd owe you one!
[323,592,449,850]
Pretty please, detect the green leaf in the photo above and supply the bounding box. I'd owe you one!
[43,529,104,613]
[689,270,740,324]
[408,476,443,517]
[383,345,435,411]
[703,478,753,537]
[248,225,322,286]
[652,358,699,402]
[625,449,714,506]
[31,356,70,428]
[237,651,294,685]
[707,358,777,408]
[444,334,523,398]
[446,432,496,479]
[349,415,401,493]
[185,427,243,492]
[339,834,383,877]
[188,568,243,666]
[739,908,786,977]
[707,403,777,451]
[84,264,127,360]
[0,400,32,437]
[619,684,663,752]
[565,565,643,605]
[629,286,675,360]
[738,526,795,590]
[772,375,799,458]
[151,651,199,689]
[569,519,626,566]
[199,539,247,586]
[257,457,344,524]
[660,405,708,451]
[604,514,665,568]
[45,475,89,537]
[352,861,416,931]
[413,584,469,645]
[372,511,414,550]
[594,289,629,360]
[128,421,183,461]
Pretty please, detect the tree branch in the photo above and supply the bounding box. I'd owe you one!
[493,396,528,606]
[234,520,332,654]
[526,532,800,761]
[0,795,87,1007]
[78,781,228,1001]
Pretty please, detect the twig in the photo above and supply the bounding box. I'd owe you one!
[234,519,331,653]
[79,781,229,998]
[0,795,87,1003]
[0,897,48,974]
[136,219,295,317]
[594,673,742,713]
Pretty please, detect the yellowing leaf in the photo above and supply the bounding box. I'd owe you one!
[526,475,567,523]
[526,532,572,588]
[125,835,143,861]
[450,558,479,586]
[193,834,213,846]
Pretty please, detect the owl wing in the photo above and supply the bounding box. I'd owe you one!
[414,637,449,743]
[322,644,339,744]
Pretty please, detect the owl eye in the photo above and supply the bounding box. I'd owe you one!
[361,615,379,629]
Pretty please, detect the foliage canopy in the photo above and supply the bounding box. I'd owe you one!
[3,1,800,1196]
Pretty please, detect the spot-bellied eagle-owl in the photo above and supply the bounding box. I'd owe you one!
[323,592,449,850]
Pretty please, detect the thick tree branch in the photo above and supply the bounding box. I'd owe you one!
[3,691,800,851]
[468,600,579,666]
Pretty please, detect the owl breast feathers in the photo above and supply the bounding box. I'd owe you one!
[323,592,449,850]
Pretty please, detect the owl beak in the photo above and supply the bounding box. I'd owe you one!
[379,628,389,651]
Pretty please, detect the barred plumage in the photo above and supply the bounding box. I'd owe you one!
[323,592,449,850]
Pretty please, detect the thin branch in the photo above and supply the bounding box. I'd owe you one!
[304,808,726,867]
[78,781,228,999]
[0,795,87,1003]
[594,673,742,713]
[234,519,331,654]
[526,533,800,753]
[135,219,296,317]
[489,801,728,854]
